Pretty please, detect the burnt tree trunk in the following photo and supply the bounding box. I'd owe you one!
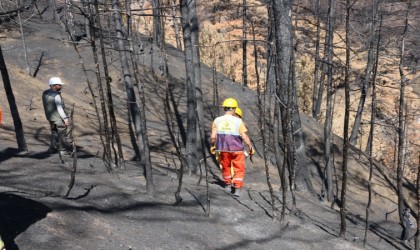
[16,0,31,75]
[416,152,420,250]
[95,1,125,169]
[180,0,198,174]
[323,0,335,202]
[364,1,381,154]
[349,5,378,146]
[112,0,154,194]
[272,0,313,192]
[242,0,248,89]
[0,45,27,151]
[397,1,411,241]
[89,20,113,170]
[312,0,321,118]
[340,0,351,238]
[273,95,284,220]
[69,13,110,171]
[63,105,77,198]
[188,0,205,173]
[151,0,162,45]
[364,12,382,245]
[256,39,276,219]
[170,0,181,49]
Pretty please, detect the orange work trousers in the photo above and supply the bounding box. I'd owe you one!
[219,151,245,188]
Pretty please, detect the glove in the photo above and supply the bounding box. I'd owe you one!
[249,147,255,155]
[210,146,216,155]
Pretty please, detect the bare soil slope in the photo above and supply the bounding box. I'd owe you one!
[0,6,416,250]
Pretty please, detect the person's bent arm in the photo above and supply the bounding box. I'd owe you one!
[55,95,69,125]
[210,121,217,145]
[241,132,252,151]
[239,122,252,150]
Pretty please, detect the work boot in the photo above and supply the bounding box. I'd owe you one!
[60,149,73,156]
[59,146,75,157]
[232,188,241,197]
[224,184,232,194]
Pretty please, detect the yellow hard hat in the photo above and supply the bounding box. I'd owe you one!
[222,98,238,108]
[235,107,242,118]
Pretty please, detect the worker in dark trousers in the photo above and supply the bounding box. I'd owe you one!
[42,77,72,154]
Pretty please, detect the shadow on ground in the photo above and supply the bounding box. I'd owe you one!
[0,193,51,250]
[0,147,95,164]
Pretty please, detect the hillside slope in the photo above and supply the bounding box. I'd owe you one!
[0,5,416,250]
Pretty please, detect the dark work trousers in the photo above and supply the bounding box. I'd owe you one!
[49,121,70,152]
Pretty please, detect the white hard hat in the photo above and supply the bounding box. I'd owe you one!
[49,77,65,85]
